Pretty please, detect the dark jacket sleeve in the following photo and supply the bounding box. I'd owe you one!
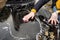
[33,0,50,12]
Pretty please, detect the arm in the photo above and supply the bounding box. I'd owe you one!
[31,0,50,13]
[23,0,50,22]
[48,6,59,25]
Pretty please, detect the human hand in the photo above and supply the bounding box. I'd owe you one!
[48,12,59,25]
[23,12,35,22]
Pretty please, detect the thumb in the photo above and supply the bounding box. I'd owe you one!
[31,16,34,19]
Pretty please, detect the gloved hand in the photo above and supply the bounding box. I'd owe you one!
[23,12,35,22]
[48,12,59,25]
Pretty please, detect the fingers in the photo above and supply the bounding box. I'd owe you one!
[23,14,33,22]
[51,20,56,25]
[48,19,58,25]
[48,19,51,23]
[31,16,34,19]
[55,20,59,25]
[23,15,30,22]
[23,17,29,22]
[23,12,35,22]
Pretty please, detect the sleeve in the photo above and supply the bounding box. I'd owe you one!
[56,0,60,13]
[56,0,60,10]
[31,0,50,13]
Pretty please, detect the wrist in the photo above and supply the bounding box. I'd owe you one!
[52,11,58,17]
[30,12,35,15]
[56,10,60,14]
[52,12,58,19]
[31,8,36,14]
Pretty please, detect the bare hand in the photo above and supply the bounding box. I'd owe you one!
[48,12,59,25]
[23,12,35,22]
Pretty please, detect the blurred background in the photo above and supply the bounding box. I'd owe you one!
[0,0,59,40]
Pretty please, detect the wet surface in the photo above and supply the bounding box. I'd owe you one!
[0,14,40,40]
[0,15,15,40]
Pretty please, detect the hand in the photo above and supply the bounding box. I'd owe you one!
[23,12,35,22]
[48,12,59,25]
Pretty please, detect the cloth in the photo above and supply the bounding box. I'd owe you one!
[0,0,7,9]
[32,0,60,12]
